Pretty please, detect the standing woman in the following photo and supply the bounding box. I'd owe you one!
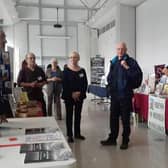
[46,58,63,119]
[62,51,88,143]
[17,52,47,116]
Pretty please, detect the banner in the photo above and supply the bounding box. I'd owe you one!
[148,95,165,134]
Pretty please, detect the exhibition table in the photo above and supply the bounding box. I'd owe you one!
[134,93,149,122]
[134,93,168,132]
[0,117,76,168]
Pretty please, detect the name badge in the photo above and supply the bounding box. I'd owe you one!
[79,73,84,78]
[37,76,42,81]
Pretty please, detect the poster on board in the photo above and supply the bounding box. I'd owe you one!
[90,55,104,85]
[0,50,12,95]
[148,95,165,134]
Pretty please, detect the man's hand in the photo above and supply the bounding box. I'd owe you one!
[121,60,130,70]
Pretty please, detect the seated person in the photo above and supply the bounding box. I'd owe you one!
[160,65,168,84]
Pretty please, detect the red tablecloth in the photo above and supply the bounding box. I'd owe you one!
[134,93,149,122]
[134,93,168,132]
[165,99,168,131]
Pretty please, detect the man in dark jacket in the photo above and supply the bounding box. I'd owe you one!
[100,42,142,150]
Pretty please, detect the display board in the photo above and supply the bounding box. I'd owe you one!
[148,95,166,134]
[0,50,12,95]
[90,55,104,85]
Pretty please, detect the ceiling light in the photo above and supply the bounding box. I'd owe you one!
[53,8,62,28]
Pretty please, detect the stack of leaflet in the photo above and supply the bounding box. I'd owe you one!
[25,127,62,143]
[20,142,72,163]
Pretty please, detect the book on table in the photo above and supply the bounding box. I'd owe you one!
[25,127,59,134]
[24,149,73,163]
[20,142,65,153]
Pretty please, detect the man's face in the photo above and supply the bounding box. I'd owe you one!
[116,43,127,58]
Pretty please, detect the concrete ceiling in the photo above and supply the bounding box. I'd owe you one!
[0,0,19,26]
[0,0,146,26]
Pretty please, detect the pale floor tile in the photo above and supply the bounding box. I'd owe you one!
[57,95,168,168]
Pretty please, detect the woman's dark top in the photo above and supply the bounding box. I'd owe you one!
[62,67,88,101]
[17,66,46,100]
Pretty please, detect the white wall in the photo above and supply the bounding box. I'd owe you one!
[78,24,93,84]
[14,22,28,61]
[117,4,136,57]
[98,28,116,75]
[136,0,168,75]
[4,24,14,48]
[97,4,135,76]
[67,26,77,54]
[4,21,28,82]
[29,24,41,56]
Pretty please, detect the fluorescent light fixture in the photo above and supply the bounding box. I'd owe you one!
[37,35,71,39]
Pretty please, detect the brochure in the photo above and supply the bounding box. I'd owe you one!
[25,132,62,143]
[25,127,59,135]
[20,142,65,153]
[24,149,72,163]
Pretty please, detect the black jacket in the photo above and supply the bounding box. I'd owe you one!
[107,54,142,99]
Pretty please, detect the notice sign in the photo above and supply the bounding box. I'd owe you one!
[148,95,165,134]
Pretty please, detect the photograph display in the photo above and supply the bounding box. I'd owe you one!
[0,51,12,94]
[90,56,104,84]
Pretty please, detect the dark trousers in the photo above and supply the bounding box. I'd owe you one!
[109,97,132,143]
[48,94,62,119]
[40,97,47,117]
[65,100,83,137]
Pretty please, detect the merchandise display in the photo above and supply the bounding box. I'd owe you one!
[24,149,72,163]
[15,100,43,117]
[0,117,76,168]
[20,142,65,153]
[25,127,59,134]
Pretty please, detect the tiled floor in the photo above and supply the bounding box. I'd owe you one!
[58,95,168,168]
